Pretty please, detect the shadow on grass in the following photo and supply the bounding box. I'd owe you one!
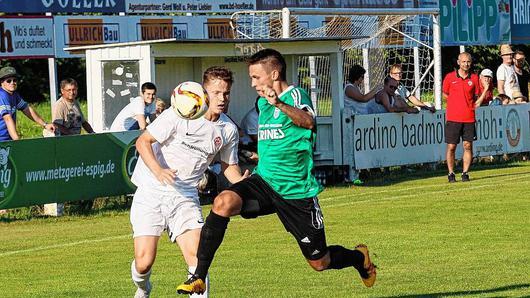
[382,283,530,298]
[350,161,529,188]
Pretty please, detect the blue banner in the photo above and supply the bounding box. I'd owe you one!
[439,0,511,45]
[0,0,125,13]
[510,0,530,44]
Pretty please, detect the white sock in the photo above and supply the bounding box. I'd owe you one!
[131,260,151,291]
[188,266,209,298]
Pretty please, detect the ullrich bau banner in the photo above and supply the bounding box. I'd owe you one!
[0,131,140,210]
[439,0,511,45]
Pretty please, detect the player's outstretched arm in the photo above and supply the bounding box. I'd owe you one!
[135,131,176,185]
[221,162,250,184]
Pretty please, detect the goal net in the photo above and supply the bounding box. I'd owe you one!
[230,10,436,116]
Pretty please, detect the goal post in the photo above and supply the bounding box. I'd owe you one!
[230,8,442,112]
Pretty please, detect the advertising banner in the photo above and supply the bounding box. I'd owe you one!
[0,131,140,210]
[126,0,255,13]
[256,0,404,9]
[353,111,447,169]
[510,0,530,44]
[0,17,54,59]
[352,105,530,169]
[504,104,530,153]
[136,18,188,41]
[439,0,511,45]
[54,16,128,58]
[473,106,505,156]
[0,0,125,13]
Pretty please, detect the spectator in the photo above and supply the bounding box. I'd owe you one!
[344,64,379,114]
[497,44,526,102]
[148,98,166,123]
[476,69,494,107]
[110,82,157,132]
[154,98,166,117]
[442,52,480,183]
[371,76,419,114]
[53,78,95,135]
[497,93,513,105]
[388,64,435,112]
[239,96,259,163]
[513,50,529,102]
[0,66,55,141]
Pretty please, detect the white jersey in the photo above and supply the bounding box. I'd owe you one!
[131,109,239,198]
[496,63,519,99]
[344,83,376,115]
[110,96,156,131]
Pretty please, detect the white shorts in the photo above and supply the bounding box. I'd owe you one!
[130,187,204,242]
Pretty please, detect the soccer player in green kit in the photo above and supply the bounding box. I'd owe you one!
[177,49,376,295]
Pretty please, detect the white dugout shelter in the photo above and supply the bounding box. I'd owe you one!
[67,38,348,170]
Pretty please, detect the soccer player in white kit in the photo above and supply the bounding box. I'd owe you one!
[129,66,249,298]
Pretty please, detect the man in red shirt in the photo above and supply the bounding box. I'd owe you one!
[442,52,480,182]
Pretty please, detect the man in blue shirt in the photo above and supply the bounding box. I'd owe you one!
[0,66,55,141]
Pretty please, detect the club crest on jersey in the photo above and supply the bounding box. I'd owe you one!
[213,136,222,150]
[468,81,473,86]
[273,107,280,119]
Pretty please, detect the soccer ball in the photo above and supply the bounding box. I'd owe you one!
[171,81,208,120]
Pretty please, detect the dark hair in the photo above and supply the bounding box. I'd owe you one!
[203,66,234,85]
[60,78,78,90]
[247,48,287,81]
[141,82,157,93]
[515,49,525,56]
[348,65,366,83]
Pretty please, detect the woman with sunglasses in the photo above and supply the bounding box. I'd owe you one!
[0,66,55,141]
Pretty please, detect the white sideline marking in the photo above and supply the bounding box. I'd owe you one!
[0,234,130,257]
[323,173,530,209]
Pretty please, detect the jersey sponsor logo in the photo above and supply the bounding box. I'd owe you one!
[180,140,211,156]
[258,128,285,140]
[273,107,281,119]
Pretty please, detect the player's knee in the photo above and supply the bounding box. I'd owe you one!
[307,258,329,272]
[309,261,328,272]
[463,142,473,151]
[134,258,153,274]
[212,191,241,216]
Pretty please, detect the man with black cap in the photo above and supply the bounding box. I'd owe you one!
[0,66,55,141]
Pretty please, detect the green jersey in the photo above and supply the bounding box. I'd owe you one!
[254,86,321,199]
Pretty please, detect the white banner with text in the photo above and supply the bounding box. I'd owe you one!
[352,105,530,169]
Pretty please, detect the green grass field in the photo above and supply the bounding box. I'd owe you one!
[1,162,529,297]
